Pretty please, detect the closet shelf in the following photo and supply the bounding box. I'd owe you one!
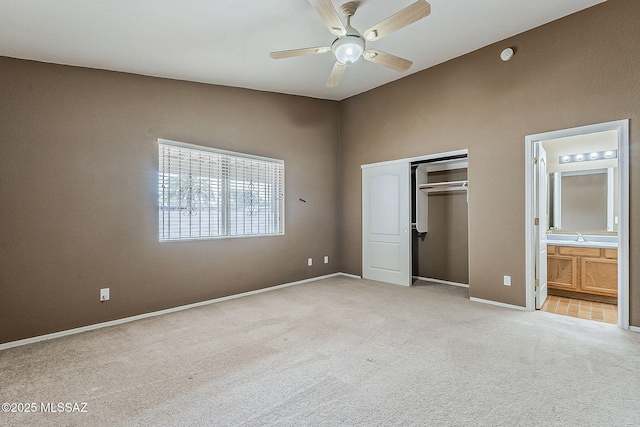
[419,180,468,192]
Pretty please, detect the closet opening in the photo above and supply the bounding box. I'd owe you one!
[411,155,469,288]
[361,149,468,288]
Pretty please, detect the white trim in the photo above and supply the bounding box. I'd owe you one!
[470,297,527,311]
[630,326,640,334]
[607,167,615,232]
[552,171,562,228]
[0,273,355,351]
[525,120,629,329]
[560,168,607,176]
[361,149,468,169]
[339,273,362,279]
[525,134,535,312]
[617,120,630,329]
[413,276,469,288]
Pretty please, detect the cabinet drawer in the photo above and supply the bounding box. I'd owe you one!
[558,246,601,258]
[603,248,618,259]
[547,245,556,255]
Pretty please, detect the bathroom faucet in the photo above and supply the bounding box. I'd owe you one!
[575,232,586,242]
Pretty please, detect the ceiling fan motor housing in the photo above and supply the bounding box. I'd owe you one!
[331,1,365,65]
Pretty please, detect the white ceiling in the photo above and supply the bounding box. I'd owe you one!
[0,0,605,101]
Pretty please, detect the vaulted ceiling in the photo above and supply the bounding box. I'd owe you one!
[0,0,605,100]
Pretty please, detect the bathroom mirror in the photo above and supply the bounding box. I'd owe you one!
[548,168,616,232]
[542,129,618,234]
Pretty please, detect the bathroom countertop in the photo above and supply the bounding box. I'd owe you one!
[546,234,618,249]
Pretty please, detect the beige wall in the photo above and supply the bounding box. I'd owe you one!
[339,0,639,324]
[0,58,340,344]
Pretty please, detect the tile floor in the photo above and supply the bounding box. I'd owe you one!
[541,295,617,325]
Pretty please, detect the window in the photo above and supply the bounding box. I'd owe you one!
[158,139,284,241]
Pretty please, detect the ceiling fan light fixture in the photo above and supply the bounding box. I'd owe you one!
[270,0,432,86]
[332,35,365,65]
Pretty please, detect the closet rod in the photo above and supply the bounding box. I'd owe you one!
[418,180,468,192]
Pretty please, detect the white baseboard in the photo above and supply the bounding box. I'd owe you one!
[630,326,640,333]
[0,272,356,351]
[413,276,469,288]
[470,297,527,311]
[339,273,362,279]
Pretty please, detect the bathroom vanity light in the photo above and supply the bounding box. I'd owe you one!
[559,150,617,164]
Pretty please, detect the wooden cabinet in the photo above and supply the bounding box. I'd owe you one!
[581,257,617,295]
[548,253,578,290]
[547,246,617,297]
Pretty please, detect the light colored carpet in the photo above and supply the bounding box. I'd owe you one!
[1,276,639,426]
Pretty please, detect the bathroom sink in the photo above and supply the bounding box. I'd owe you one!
[546,234,618,248]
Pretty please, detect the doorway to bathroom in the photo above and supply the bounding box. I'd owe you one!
[524,120,629,329]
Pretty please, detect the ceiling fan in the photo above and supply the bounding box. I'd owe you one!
[270,0,431,87]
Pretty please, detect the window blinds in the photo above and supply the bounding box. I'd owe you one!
[158,140,284,241]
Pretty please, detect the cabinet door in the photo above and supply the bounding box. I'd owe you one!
[581,257,618,296]
[547,255,578,290]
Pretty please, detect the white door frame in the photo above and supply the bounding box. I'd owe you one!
[524,119,630,329]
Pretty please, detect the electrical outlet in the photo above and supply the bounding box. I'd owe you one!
[324,256,329,264]
[100,288,110,301]
[308,258,312,266]
[503,276,511,286]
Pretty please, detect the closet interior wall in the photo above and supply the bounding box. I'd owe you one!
[412,165,469,285]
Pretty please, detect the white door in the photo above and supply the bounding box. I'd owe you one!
[535,144,548,309]
[362,162,411,286]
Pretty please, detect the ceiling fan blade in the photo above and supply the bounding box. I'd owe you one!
[270,46,331,59]
[363,0,431,42]
[309,0,346,36]
[326,62,347,87]
[363,49,412,72]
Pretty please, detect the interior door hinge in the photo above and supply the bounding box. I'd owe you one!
[534,157,539,164]
[534,217,539,226]
[535,279,540,288]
